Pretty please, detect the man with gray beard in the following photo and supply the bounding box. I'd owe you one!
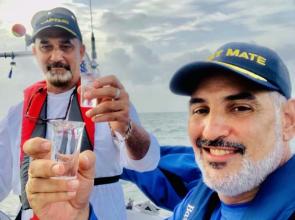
[166,42,295,219]
[123,42,295,220]
[24,42,295,220]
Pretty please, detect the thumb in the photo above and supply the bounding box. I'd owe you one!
[78,150,96,179]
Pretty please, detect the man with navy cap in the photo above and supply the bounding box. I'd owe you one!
[120,42,295,219]
[167,42,295,219]
[0,7,160,220]
[25,41,295,220]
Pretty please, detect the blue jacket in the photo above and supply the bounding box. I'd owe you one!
[123,146,295,219]
[169,155,295,220]
[121,146,201,211]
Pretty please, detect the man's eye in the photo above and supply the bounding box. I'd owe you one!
[60,45,73,51]
[232,106,252,112]
[192,108,209,115]
[40,45,52,51]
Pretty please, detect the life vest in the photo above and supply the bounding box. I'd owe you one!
[19,80,94,219]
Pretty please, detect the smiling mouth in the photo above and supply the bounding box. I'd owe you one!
[196,138,246,155]
[203,147,244,156]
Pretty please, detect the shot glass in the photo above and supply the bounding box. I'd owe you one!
[80,71,97,107]
[47,120,85,179]
[80,58,99,108]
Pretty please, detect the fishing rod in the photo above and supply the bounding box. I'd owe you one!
[89,0,99,73]
[0,51,33,58]
[0,50,33,78]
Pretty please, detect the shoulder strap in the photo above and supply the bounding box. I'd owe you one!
[20,80,47,162]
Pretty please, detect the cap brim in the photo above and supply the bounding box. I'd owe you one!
[169,61,279,95]
[32,25,78,41]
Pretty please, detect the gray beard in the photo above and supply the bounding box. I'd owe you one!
[45,70,73,88]
[195,113,284,196]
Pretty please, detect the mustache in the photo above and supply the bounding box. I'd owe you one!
[196,138,246,154]
[47,62,70,71]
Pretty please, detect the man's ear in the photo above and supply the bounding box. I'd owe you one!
[282,99,295,141]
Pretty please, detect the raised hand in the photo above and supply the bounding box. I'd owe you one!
[24,137,96,220]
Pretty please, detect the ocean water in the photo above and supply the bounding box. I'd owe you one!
[139,112,190,147]
[0,112,189,219]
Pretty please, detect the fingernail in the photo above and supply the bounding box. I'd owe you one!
[68,179,79,191]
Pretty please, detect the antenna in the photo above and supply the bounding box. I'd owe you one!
[89,0,98,71]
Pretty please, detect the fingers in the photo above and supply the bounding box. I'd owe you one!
[82,75,127,100]
[93,75,124,89]
[26,164,79,211]
[28,151,96,180]
[82,75,131,124]
[84,85,128,101]
[27,191,77,212]
[26,152,95,213]
[80,74,131,133]
[85,100,130,122]
[28,159,65,178]
[26,176,79,194]
[23,137,51,160]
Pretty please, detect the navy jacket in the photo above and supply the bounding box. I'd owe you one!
[121,146,201,211]
[122,146,295,219]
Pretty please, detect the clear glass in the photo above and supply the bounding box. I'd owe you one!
[80,56,99,107]
[47,120,85,179]
[81,72,97,107]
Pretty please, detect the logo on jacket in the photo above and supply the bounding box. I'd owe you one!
[183,203,194,220]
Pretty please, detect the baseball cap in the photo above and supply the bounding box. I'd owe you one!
[170,42,291,98]
[31,7,82,42]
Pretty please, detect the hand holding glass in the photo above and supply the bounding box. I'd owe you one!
[47,120,85,179]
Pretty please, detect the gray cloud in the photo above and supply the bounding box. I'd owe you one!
[0,55,41,116]
[1,0,294,113]
[100,11,149,32]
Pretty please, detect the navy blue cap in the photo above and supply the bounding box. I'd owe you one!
[31,7,82,42]
[170,42,291,98]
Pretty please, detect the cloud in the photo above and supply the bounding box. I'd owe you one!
[0,55,41,116]
[1,0,295,113]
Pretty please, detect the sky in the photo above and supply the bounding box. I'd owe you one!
[0,0,295,116]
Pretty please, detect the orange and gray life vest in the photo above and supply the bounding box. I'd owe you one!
[19,80,94,211]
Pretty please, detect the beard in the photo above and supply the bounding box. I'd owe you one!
[195,111,284,197]
[45,62,73,88]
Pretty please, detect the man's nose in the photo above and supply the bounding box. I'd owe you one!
[49,48,64,62]
[202,113,231,141]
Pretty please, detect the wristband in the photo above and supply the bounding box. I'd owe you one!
[122,120,133,141]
